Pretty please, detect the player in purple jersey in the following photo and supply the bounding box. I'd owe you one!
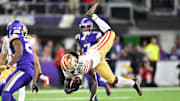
[75,18,111,101]
[0,20,38,101]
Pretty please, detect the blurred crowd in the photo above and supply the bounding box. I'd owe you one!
[2,34,178,87]
[0,33,180,87]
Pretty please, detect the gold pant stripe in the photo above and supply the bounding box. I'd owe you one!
[5,71,21,90]
[96,31,111,50]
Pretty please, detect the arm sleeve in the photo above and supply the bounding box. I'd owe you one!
[91,14,111,33]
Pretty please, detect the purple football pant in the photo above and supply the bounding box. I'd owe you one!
[0,69,32,101]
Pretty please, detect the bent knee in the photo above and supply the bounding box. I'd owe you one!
[107,76,116,84]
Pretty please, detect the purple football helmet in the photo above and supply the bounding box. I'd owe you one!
[7,20,23,37]
[79,18,93,35]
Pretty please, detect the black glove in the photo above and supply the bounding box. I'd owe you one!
[32,83,39,94]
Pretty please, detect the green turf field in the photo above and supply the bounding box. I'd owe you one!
[1,87,180,101]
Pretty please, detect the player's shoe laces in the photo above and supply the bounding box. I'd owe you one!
[86,2,99,18]
[105,84,111,96]
[133,79,142,96]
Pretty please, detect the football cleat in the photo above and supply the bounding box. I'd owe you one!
[86,2,99,18]
[133,79,142,96]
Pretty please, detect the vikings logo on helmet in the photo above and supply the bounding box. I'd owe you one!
[61,54,78,74]
[79,18,93,36]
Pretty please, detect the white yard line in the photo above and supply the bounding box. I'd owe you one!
[26,87,180,94]
[26,96,133,101]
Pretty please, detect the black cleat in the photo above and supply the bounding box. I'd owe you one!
[133,79,142,96]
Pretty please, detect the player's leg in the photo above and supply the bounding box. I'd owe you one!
[95,60,116,84]
[0,84,5,96]
[96,73,111,96]
[1,69,32,101]
[95,60,142,96]
[18,86,26,101]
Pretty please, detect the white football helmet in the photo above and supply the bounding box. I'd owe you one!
[61,54,79,74]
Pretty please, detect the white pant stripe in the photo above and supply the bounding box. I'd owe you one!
[5,71,25,91]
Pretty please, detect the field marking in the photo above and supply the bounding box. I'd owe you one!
[25,87,180,94]
[26,96,133,101]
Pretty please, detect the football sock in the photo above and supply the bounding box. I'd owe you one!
[116,76,135,87]
[18,86,25,101]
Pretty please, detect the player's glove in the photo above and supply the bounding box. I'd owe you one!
[32,83,39,94]
[39,73,50,86]
[86,2,99,18]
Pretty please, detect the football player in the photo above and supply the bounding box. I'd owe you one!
[0,22,50,101]
[75,18,111,101]
[0,20,38,101]
[22,24,50,86]
[61,3,142,101]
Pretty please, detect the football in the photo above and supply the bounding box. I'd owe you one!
[70,77,82,89]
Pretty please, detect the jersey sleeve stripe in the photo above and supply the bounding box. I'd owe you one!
[95,31,111,50]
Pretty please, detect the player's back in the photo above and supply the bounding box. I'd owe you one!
[79,31,102,52]
[9,34,34,76]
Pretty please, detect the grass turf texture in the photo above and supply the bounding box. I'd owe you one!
[1,87,180,101]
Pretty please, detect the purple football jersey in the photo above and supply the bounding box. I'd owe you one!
[9,34,34,77]
[79,31,102,52]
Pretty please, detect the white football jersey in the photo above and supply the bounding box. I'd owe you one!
[78,49,100,74]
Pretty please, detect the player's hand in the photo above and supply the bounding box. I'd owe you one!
[86,2,99,18]
[39,73,50,86]
[32,83,39,94]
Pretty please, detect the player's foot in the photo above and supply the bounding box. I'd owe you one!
[105,84,111,96]
[133,79,142,96]
[86,2,99,18]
